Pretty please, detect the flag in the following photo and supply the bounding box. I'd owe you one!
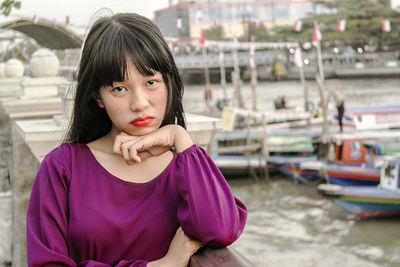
[196,9,202,24]
[175,18,182,29]
[382,20,391,32]
[213,19,219,29]
[32,15,37,23]
[65,16,70,25]
[294,44,303,67]
[293,20,302,32]
[337,19,346,32]
[253,20,259,30]
[199,28,206,45]
[313,22,322,44]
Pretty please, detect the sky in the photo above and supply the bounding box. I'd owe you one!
[0,0,170,29]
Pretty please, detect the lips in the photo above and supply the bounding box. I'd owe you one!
[130,116,154,127]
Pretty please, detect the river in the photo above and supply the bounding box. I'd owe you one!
[183,78,400,267]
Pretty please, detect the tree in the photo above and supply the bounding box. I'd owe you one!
[269,0,400,51]
[246,22,270,42]
[204,25,225,40]
[1,0,21,16]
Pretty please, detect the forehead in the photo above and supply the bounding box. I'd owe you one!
[123,60,161,80]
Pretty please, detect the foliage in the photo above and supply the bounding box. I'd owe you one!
[0,0,21,16]
[204,25,225,40]
[268,0,399,51]
[243,22,269,42]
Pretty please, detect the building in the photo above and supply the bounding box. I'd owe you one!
[154,0,334,39]
[392,0,400,11]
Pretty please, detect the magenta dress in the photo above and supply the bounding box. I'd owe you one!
[26,143,247,266]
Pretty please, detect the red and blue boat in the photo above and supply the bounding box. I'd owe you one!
[300,130,400,185]
[319,157,400,218]
[336,186,400,218]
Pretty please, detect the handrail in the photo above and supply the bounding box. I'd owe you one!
[189,246,256,267]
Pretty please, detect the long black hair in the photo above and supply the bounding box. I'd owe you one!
[64,13,185,144]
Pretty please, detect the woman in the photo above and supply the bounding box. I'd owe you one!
[26,12,247,267]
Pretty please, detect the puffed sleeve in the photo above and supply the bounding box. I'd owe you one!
[175,145,247,247]
[26,154,148,267]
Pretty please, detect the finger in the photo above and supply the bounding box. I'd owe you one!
[119,140,141,163]
[113,136,123,155]
[120,143,132,161]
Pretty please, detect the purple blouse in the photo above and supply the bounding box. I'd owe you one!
[26,143,247,266]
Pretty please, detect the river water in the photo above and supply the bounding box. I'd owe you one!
[183,78,400,267]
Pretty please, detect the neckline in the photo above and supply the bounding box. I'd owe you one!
[82,144,176,186]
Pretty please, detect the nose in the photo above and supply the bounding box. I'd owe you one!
[130,88,149,111]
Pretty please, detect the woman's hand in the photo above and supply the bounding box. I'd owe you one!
[113,125,193,163]
[148,227,203,267]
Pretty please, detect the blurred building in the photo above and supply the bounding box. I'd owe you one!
[154,0,334,39]
[392,0,400,11]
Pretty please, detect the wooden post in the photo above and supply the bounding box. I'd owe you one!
[202,45,212,115]
[294,42,309,111]
[232,38,245,108]
[313,22,325,82]
[219,47,228,102]
[315,41,324,81]
[249,43,257,112]
[250,43,258,126]
[315,74,329,161]
[262,114,270,183]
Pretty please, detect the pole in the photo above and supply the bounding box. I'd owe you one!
[219,47,228,102]
[250,43,257,113]
[262,114,270,183]
[316,41,324,81]
[300,65,309,111]
[294,42,309,111]
[232,38,244,108]
[315,74,329,161]
[202,45,212,115]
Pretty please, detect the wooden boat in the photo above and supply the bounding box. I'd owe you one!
[323,164,381,186]
[339,105,400,130]
[212,127,318,177]
[267,155,320,182]
[318,157,400,218]
[300,130,400,185]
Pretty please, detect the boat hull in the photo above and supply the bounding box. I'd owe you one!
[324,164,380,186]
[336,186,400,218]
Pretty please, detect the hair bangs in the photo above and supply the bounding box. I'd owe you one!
[89,29,129,88]
[120,26,170,77]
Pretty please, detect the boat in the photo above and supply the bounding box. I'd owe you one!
[318,157,400,218]
[212,106,320,177]
[300,130,400,186]
[338,105,400,130]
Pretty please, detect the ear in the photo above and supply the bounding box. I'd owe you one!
[94,96,105,108]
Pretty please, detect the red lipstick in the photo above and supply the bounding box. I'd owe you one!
[131,116,154,127]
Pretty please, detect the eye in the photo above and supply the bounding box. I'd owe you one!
[112,86,127,93]
[146,80,158,87]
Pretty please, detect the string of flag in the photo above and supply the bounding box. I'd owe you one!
[292,19,393,33]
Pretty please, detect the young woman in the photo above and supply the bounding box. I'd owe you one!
[26,12,247,267]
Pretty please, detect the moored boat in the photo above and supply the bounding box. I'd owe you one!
[300,130,400,185]
[318,157,400,218]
